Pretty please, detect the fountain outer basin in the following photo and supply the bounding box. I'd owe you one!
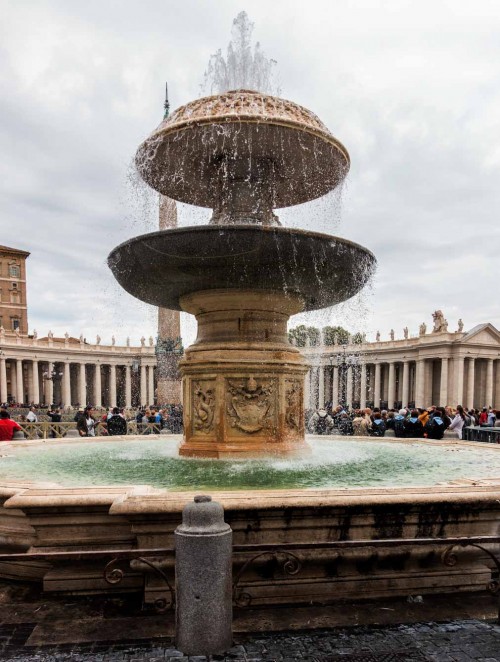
[178,289,308,458]
[107,226,376,312]
[135,89,350,208]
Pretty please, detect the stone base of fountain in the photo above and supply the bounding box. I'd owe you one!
[178,290,308,457]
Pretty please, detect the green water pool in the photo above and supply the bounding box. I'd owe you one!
[0,437,498,491]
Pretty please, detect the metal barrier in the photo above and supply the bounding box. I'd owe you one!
[14,421,164,439]
[463,426,500,444]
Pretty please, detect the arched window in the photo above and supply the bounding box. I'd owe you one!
[9,264,20,278]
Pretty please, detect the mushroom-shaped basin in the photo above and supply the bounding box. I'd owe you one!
[108,226,376,312]
[135,90,350,209]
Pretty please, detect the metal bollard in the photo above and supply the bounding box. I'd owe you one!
[175,494,232,656]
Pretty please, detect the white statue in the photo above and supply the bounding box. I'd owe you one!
[140,336,146,347]
[111,335,116,346]
[96,335,101,345]
[126,336,130,347]
[376,331,380,342]
[79,333,84,343]
[149,336,154,346]
[33,329,38,339]
[419,322,427,336]
[15,327,20,337]
[48,330,54,339]
[403,326,409,339]
[390,329,395,341]
[457,318,464,333]
[442,319,448,332]
[432,310,448,333]
[64,331,69,340]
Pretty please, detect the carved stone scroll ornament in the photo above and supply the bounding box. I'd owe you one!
[226,376,275,434]
[193,382,216,433]
[285,381,302,432]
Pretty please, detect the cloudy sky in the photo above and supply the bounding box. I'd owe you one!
[1,0,499,346]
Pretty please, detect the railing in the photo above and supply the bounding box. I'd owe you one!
[14,421,165,439]
[463,426,500,444]
[0,534,498,617]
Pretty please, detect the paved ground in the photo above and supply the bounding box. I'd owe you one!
[0,619,499,661]
[0,581,498,661]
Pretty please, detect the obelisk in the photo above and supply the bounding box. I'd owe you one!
[156,195,183,405]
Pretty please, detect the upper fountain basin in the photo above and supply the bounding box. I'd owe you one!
[108,225,376,312]
[135,90,350,209]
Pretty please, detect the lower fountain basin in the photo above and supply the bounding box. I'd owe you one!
[108,226,376,311]
[1,436,498,490]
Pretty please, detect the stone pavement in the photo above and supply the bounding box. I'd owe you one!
[0,619,498,661]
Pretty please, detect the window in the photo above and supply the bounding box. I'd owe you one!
[11,319,19,331]
[10,291,20,304]
[12,283,17,289]
[9,265,20,278]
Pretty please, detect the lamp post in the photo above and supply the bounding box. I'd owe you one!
[43,366,63,406]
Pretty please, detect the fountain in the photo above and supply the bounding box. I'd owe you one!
[108,89,375,457]
[0,15,498,625]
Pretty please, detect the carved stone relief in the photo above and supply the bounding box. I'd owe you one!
[226,376,276,434]
[192,380,216,434]
[285,379,303,432]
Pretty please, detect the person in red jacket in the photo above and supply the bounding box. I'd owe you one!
[0,410,22,441]
[479,407,489,426]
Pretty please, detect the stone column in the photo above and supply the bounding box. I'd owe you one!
[148,365,155,405]
[455,357,465,406]
[387,362,396,409]
[109,364,117,408]
[140,364,147,406]
[94,364,102,408]
[485,358,494,407]
[346,365,353,409]
[401,361,409,407]
[360,363,367,409]
[332,365,339,406]
[45,362,54,406]
[0,358,7,403]
[440,357,448,406]
[466,358,475,409]
[78,363,86,406]
[415,359,425,408]
[318,366,325,408]
[16,359,24,404]
[32,360,40,404]
[63,362,71,408]
[125,365,132,408]
[374,363,381,407]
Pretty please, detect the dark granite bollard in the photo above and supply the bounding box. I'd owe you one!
[175,494,232,656]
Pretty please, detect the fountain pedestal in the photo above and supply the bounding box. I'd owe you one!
[178,290,307,457]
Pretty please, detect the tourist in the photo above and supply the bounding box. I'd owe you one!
[309,408,333,435]
[494,411,500,428]
[479,407,489,426]
[404,409,424,438]
[26,407,38,423]
[47,407,62,438]
[393,409,407,437]
[107,407,127,436]
[76,406,97,437]
[448,405,467,439]
[369,412,385,437]
[352,410,371,436]
[487,408,496,426]
[418,408,429,428]
[338,412,353,436]
[0,410,22,441]
[424,408,446,440]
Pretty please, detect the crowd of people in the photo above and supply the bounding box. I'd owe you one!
[0,403,184,441]
[307,404,500,440]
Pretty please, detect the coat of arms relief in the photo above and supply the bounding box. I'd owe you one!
[192,380,216,434]
[226,376,276,434]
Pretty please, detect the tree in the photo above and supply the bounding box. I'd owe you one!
[322,325,350,345]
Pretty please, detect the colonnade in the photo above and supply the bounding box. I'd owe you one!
[0,357,157,408]
[307,356,500,411]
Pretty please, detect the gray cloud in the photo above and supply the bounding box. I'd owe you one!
[0,0,499,347]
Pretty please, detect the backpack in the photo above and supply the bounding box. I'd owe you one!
[107,414,127,436]
[426,415,445,439]
[394,415,406,437]
[371,419,386,437]
[315,415,328,435]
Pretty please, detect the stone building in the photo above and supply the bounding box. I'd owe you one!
[0,244,30,335]
[0,330,157,407]
[302,313,500,411]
